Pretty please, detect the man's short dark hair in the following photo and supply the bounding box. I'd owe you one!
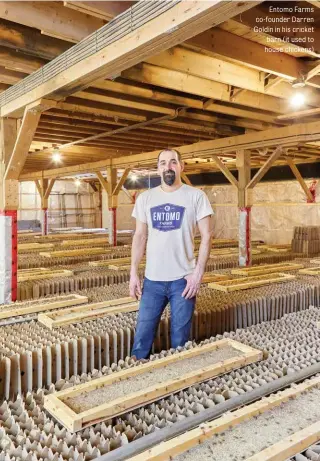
[157,149,182,164]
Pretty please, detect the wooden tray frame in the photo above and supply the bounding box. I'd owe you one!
[44,339,262,432]
[39,247,110,258]
[299,267,320,275]
[38,297,138,329]
[129,375,320,461]
[0,294,88,320]
[18,269,74,282]
[245,421,320,461]
[232,263,304,277]
[208,273,295,292]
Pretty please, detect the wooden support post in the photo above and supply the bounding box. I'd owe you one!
[236,150,252,267]
[96,168,119,245]
[107,166,118,246]
[286,157,314,202]
[0,118,18,303]
[35,178,55,235]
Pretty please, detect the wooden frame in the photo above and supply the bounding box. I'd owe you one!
[38,297,138,329]
[60,238,110,246]
[18,243,54,251]
[208,273,295,292]
[299,267,320,275]
[245,422,320,461]
[0,294,88,320]
[310,259,320,265]
[18,269,74,282]
[44,339,262,432]
[202,273,229,283]
[39,247,110,258]
[231,263,304,277]
[128,375,320,461]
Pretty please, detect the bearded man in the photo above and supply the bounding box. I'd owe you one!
[129,149,214,359]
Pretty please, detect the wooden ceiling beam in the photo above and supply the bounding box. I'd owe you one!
[123,64,288,114]
[57,99,147,123]
[63,2,135,21]
[0,46,46,74]
[0,1,105,43]
[37,123,204,146]
[20,120,320,180]
[94,79,203,109]
[0,67,28,85]
[186,28,306,80]
[147,46,265,93]
[0,18,70,60]
[146,46,320,107]
[0,0,260,117]
[73,88,176,115]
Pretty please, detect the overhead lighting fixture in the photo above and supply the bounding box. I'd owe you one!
[291,92,305,108]
[291,76,306,89]
[74,179,81,187]
[52,151,61,163]
[130,174,138,182]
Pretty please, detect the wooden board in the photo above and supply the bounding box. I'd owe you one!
[109,264,145,271]
[299,267,320,275]
[61,238,110,246]
[245,422,320,461]
[208,273,295,292]
[18,269,74,282]
[202,273,229,283]
[18,242,54,252]
[38,297,138,329]
[128,376,320,461]
[44,339,262,432]
[89,257,146,267]
[232,263,304,276]
[310,259,320,265]
[0,294,88,320]
[39,248,111,258]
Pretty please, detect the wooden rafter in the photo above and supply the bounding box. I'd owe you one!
[0,2,105,43]
[246,146,283,189]
[112,168,130,196]
[19,121,320,180]
[0,0,260,118]
[212,156,238,188]
[286,157,314,201]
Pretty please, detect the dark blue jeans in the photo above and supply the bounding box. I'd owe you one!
[131,277,196,359]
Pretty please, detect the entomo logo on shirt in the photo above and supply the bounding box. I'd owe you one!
[150,203,186,232]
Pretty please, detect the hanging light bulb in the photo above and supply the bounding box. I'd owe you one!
[290,92,305,107]
[52,151,61,163]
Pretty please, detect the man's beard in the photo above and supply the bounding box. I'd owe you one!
[163,169,176,186]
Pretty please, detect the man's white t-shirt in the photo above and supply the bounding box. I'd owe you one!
[132,184,213,281]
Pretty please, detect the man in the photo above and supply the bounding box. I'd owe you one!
[129,149,213,359]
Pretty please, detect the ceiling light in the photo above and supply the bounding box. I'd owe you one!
[74,179,81,187]
[130,174,138,182]
[52,151,61,163]
[291,77,306,89]
[291,92,305,107]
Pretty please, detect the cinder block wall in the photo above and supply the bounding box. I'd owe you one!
[106,180,320,244]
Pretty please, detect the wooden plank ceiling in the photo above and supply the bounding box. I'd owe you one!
[0,0,319,176]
